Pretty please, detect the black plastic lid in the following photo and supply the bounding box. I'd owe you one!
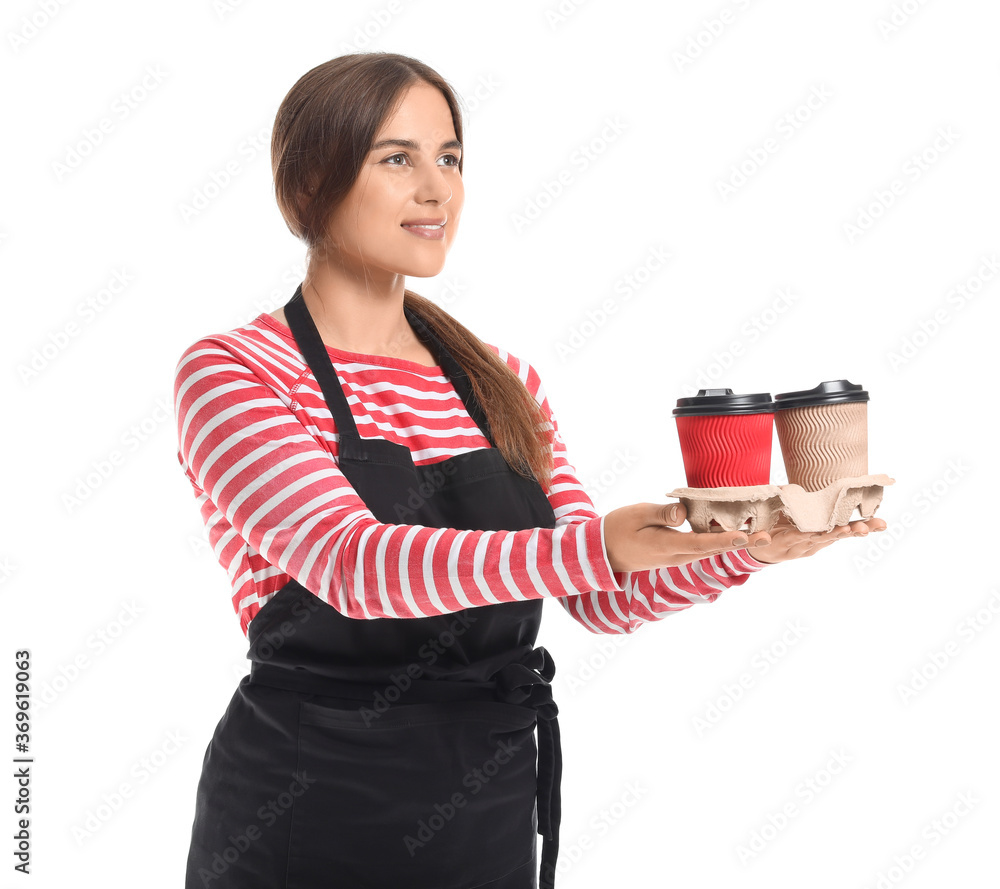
[672,388,775,417]
[773,379,869,409]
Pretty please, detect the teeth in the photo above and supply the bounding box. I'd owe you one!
[404,224,442,229]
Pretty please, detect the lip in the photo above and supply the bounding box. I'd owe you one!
[401,219,446,241]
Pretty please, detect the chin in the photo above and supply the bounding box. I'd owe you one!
[401,258,449,278]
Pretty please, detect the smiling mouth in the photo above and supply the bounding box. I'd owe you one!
[400,222,446,241]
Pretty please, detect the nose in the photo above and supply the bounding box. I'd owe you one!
[413,159,453,206]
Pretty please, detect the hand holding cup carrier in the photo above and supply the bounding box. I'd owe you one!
[667,381,894,534]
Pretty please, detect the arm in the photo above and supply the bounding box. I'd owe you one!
[501,350,768,636]
[173,339,620,622]
[561,545,767,635]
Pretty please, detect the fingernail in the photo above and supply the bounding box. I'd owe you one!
[755,538,769,547]
[733,537,748,547]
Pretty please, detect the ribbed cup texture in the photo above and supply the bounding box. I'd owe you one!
[676,413,773,487]
[775,402,867,492]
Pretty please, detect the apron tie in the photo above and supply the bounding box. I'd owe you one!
[493,646,562,889]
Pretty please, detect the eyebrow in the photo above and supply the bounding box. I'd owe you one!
[370,138,463,153]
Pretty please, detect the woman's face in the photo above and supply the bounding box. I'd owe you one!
[322,80,464,280]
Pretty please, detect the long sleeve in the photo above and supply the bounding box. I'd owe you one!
[513,354,768,635]
[559,545,767,634]
[174,337,620,633]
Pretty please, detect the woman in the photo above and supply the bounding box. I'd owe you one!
[173,52,884,889]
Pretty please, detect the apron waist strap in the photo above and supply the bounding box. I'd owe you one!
[249,661,498,702]
[493,647,562,889]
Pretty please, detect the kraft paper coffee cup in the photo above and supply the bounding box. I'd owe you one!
[672,389,775,487]
[773,380,869,492]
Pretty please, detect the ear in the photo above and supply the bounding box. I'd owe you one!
[296,187,314,215]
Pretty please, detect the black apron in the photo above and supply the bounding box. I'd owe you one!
[185,284,563,889]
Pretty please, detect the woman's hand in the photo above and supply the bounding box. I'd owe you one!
[602,502,772,572]
[748,514,887,564]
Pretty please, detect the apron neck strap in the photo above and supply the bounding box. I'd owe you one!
[284,283,360,441]
[283,284,497,449]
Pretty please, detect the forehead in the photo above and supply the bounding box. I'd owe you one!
[376,82,456,141]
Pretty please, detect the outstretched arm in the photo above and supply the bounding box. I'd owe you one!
[174,338,621,628]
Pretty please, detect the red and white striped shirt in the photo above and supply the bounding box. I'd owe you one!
[173,312,766,637]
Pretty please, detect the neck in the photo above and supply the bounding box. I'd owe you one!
[301,252,413,355]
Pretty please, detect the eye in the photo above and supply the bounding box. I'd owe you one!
[381,152,461,168]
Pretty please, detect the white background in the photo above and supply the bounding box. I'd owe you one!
[3,0,998,886]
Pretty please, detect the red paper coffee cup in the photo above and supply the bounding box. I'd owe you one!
[673,389,775,487]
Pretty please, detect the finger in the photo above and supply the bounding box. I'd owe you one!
[809,520,876,550]
[867,517,887,532]
[809,526,850,545]
[641,502,687,528]
[660,502,687,527]
[746,531,772,549]
[679,531,752,555]
[775,526,836,552]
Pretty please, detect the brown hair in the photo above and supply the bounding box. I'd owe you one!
[271,52,554,492]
